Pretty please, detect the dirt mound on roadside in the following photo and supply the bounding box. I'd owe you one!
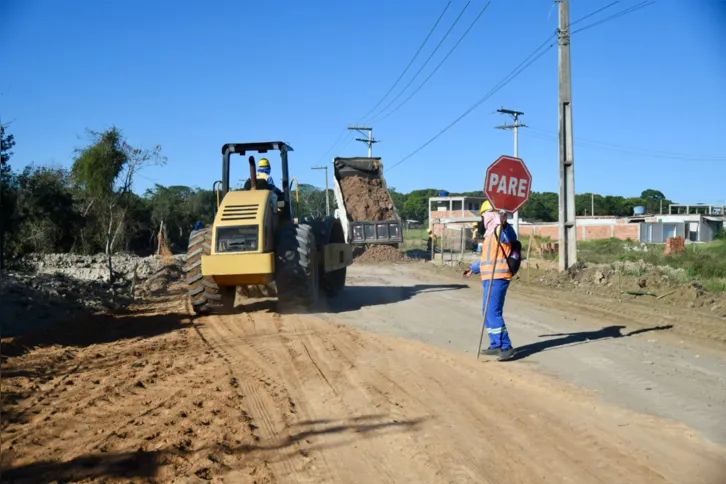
[340,175,395,221]
[353,245,409,264]
[519,258,726,314]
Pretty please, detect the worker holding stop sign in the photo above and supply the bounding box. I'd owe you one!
[462,155,531,361]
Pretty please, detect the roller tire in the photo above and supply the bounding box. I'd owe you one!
[320,219,347,297]
[183,227,235,315]
[275,224,319,311]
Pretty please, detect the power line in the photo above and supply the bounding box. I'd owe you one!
[314,127,349,164]
[386,1,656,173]
[356,1,452,124]
[569,1,620,26]
[371,1,492,124]
[527,127,726,161]
[314,2,453,163]
[375,0,619,125]
[366,1,472,123]
[572,1,656,35]
[386,36,556,173]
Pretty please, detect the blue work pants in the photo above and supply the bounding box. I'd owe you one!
[482,279,512,349]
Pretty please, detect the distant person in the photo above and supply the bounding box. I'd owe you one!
[426,228,437,254]
[471,221,480,252]
[463,202,519,361]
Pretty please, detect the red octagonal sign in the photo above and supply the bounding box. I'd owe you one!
[483,155,532,213]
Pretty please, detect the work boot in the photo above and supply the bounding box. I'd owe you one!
[479,347,500,356]
[497,347,516,361]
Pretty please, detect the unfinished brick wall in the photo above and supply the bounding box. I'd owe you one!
[664,236,685,255]
[518,223,640,242]
[429,210,478,220]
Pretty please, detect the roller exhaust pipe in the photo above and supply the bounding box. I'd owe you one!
[248,155,257,190]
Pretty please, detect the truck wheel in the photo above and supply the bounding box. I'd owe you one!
[276,224,319,311]
[321,220,347,296]
[184,227,235,314]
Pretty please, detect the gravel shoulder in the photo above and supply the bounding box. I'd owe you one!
[326,262,726,446]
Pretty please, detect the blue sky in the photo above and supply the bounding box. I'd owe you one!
[1,0,725,203]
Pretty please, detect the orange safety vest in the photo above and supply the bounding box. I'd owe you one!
[480,228,513,280]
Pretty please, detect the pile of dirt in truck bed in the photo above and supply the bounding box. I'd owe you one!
[340,175,396,221]
[353,245,409,264]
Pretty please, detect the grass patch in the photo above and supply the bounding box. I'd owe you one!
[578,238,726,291]
[402,228,428,250]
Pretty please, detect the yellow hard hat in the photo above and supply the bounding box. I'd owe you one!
[478,200,492,215]
[427,229,432,234]
[259,158,270,168]
[472,222,478,227]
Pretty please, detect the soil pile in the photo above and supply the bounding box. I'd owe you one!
[353,245,409,264]
[518,258,726,315]
[21,253,184,282]
[340,175,396,221]
[0,256,184,338]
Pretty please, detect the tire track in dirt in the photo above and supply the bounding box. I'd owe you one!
[221,310,404,482]
[197,313,321,482]
[283,315,410,483]
[302,314,470,482]
[212,309,438,482]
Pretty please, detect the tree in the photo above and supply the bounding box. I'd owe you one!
[401,189,441,222]
[640,189,671,214]
[10,166,81,255]
[72,127,166,281]
[144,185,215,251]
[1,124,17,269]
[296,183,331,219]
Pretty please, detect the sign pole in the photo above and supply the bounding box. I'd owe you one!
[476,231,499,359]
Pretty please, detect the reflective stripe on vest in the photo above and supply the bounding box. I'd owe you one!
[480,233,512,280]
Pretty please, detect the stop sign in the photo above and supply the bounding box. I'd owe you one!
[483,155,532,212]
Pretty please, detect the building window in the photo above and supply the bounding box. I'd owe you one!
[687,222,699,242]
[663,224,677,240]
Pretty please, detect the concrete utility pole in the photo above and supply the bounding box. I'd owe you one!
[591,193,594,217]
[557,0,577,271]
[495,107,527,236]
[311,165,330,216]
[348,125,379,157]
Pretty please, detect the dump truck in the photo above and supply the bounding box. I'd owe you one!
[183,142,353,314]
[332,157,404,246]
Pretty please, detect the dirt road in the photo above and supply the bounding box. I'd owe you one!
[2,263,726,483]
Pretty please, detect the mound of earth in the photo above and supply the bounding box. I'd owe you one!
[340,175,395,221]
[21,253,184,282]
[353,245,409,264]
[0,256,184,338]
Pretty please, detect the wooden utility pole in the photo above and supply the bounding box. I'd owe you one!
[558,0,577,271]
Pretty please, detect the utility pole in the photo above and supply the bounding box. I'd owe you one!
[348,125,379,157]
[591,193,594,217]
[557,0,577,271]
[311,165,330,217]
[495,107,527,236]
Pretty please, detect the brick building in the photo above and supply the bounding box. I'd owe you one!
[428,196,726,243]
